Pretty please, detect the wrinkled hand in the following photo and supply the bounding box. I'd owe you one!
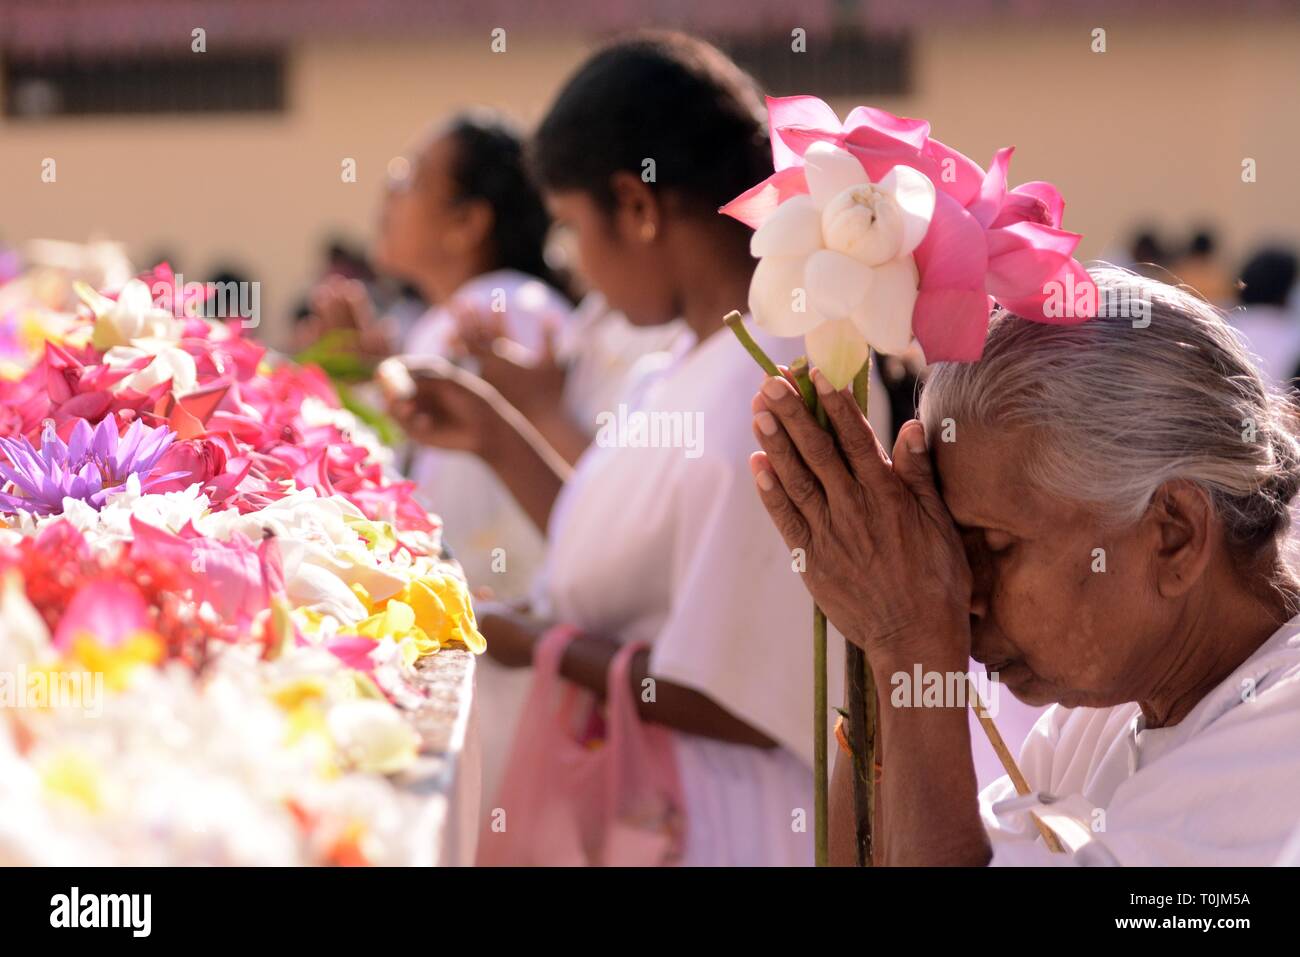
[381,355,508,455]
[450,303,568,420]
[749,368,972,663]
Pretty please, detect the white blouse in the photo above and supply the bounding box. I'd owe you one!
[403,270,572,599]
[534,320,892,864]
[982,613,1300,865]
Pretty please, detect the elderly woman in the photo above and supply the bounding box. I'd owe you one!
[749,266,1300,866]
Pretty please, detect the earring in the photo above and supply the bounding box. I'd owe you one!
[640,221,657,243]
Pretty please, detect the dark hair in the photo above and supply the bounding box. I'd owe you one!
[444,110,569,299]
[1189,228,1218,257]
[1130,229,1164,265]
[1239,247,1298,307]
[531,31,770,249]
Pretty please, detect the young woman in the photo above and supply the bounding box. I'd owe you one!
[388,32,893,865]
[311,111,575,597]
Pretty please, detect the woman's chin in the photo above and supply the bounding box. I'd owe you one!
[993,662,1059,707]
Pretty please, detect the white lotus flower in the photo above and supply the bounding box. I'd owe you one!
[748,141,936,387]
[76,278,179,351]
[104,343,198,397]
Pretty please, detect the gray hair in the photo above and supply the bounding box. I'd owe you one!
[918,265,1300,569]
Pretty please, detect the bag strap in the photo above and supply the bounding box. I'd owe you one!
[604,641,650,744]
[532,623,586,730]
[533,623,582,676]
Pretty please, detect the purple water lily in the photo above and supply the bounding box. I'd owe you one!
[0,416,181,515]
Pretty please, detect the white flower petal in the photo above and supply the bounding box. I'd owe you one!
[115,279,156,315]
[821,187,902,267]
[803,142,869,210]
[124,347,198,397]
[327,699,420,775]
[0,570,51,670]
[878,165,936,257]
[849,256,919,355]
[749,254,824,337]
[751,194,823,258]
[286,562,369,624]
[805,318,870,391]
[805,248,873,323]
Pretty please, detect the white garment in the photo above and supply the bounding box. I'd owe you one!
[474,297,684,809]
[557,291,689,429]
[404,270,572,599]
[1228,304,1300,387]
[534,321,892,865]
[1277,820,1300,865]
[982,613,1300,866]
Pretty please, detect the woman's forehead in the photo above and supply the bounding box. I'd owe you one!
[933,423,1035,528]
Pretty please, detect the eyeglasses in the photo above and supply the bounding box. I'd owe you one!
[385,155,414,194]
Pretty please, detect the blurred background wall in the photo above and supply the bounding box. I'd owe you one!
[2,0,1298,346]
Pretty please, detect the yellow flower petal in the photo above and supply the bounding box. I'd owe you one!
[356,600,416,641]
[270,676,329,711]
[67,631,164,692]
[40,750,104,813]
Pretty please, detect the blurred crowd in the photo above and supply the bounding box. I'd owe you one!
[1113,226,1300,385]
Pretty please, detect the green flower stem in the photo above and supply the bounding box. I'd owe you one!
[789,357,817,409]
[723,312,781,377]
[727,320,831,867]
[790,359,829,868]
[847,354,877,867]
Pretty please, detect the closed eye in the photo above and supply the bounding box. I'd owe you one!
[957,523,1014,555]
[983,531,1015,554]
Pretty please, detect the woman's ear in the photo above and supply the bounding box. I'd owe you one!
[1146,479,1215,597]
[607,171,661,245]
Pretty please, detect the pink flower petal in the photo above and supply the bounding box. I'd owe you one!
[912,290,993,363]
[967,146,1015,229]
[128,517,270,620]
[843,105,931,149]
[919,138,986,208]
[53,580,151,651]
[992,181,1065,229]
[765,94,843,169]
[997,258,1097,324]
[774,125,848,166]
[719,167,809,230]
[323,635,380,674]
[985,221,1083,298]
[914,193,988,294]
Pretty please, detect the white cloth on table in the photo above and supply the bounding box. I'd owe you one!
[981,612,1300,865]
[532,320,892,865]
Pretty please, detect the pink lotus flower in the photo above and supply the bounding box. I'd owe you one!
[150,437,229,494]
[722,95,1096,363]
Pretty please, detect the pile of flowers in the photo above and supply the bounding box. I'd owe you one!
[0,263,484,865]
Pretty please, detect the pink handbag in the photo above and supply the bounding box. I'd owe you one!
[477,626,686,866]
